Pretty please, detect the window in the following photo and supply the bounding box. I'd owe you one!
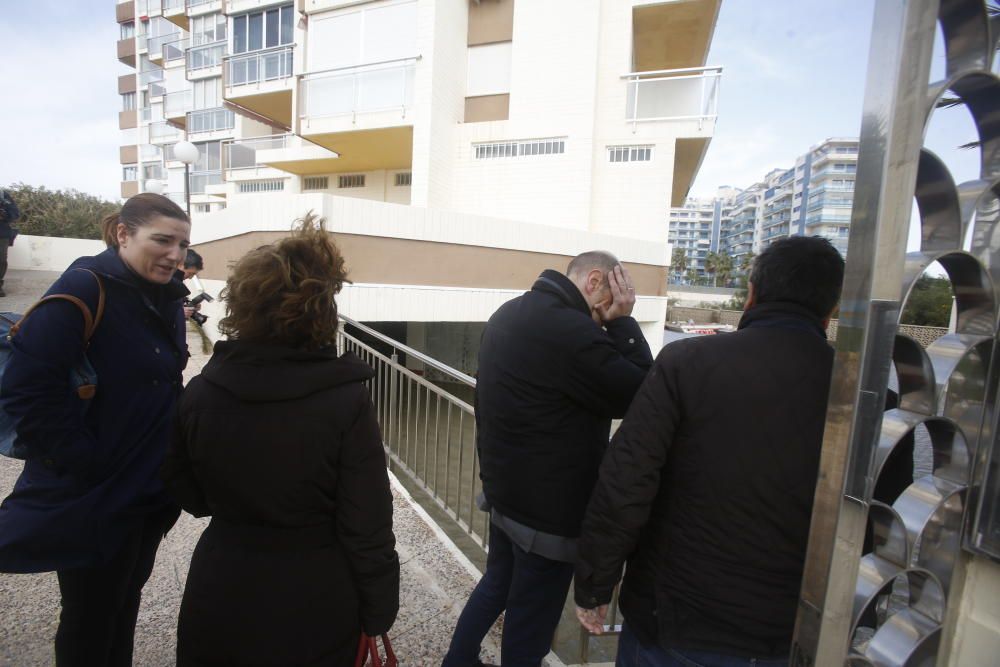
[121,92,136,111]
[233,4,294,55]
[194,203,212,214]
[473,138,565,159]
[607,145,653,163]
[192,78,222,110]
[238,179,285,193]
[121,22,135,40]
[467,42,512,97]
[193,141,222,172]
[394,172,412,186]
[190,12,226,47]
[303,176,329,191]
[308,2,418,72]
[338,174,365,188]
[123,165,138,181]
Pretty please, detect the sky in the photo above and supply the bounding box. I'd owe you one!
[0,0,982,215]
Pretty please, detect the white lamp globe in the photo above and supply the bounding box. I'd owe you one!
[145,180,165,195]
[173,141,199,165]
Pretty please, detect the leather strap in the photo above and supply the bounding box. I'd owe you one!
[10,269,105,343]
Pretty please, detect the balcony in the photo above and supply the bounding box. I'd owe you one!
[624,66,721,129]
[811,149,858,169]
[120,144,138,165]
[140,144,163,162]
[223,134,339,178]
[149,120,182,144]
[297,58,417,172]
[164,90,192,127]
[187,107,235,135]
[117,38,136,67]
[118,74,137,95]
[187,40,226,79]
[136,0,162,17]
[190,170,223,194]
[139,65,165,89]
[162,0,188,30]
[117,0,135,22]
[223,46,295,127]
[148,33,185,66]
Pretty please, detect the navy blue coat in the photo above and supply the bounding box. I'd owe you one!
[0,248,188,572]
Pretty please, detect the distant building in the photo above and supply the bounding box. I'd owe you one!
[671,137,858,282]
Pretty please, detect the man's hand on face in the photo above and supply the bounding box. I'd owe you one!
[594,265,636,323]
[575,605,609,635]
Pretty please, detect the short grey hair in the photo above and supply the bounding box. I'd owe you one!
[566,251,619,283]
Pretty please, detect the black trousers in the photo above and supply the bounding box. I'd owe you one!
[54,512,170,667]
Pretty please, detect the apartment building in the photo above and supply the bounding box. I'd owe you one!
[672,137,858,281]
[115,0,722,358]
[666,185,737,280]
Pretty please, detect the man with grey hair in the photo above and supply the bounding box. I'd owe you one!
[442,252,653,667]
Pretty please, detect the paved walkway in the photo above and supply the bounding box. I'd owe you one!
[0,269,503,667]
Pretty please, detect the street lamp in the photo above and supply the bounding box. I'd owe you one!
[144,180,165,195]
[172,140,199,218]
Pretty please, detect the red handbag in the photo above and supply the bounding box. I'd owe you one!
[353,633,397,667]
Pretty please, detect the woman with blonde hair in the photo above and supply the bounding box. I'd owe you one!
[0,193,191,665]
[163,214,399,666]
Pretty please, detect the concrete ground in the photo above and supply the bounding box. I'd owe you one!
[0,269,503,667]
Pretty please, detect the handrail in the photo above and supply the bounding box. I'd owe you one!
[223,43,296,62]
[302,55,420,80]
[621,65,723,78]
[339,314,476,388]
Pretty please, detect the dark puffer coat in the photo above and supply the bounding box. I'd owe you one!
[163,341,399,667]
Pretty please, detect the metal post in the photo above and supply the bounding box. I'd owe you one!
[184,162,191,219]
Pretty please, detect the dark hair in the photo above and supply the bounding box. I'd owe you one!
[566,250,619,284]
[218,212,348,351]
[749,236,845,318]
[184,248,204,271]
[102,193,190,249]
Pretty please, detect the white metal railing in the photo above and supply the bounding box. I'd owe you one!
[188,0,216,6]
[300,57,416,119]
[225,45,294,87]
[163,0,184,11]
[223,134,291,170]
[187,107,235,133]
[187,40,226,72]
[164,90,192,118]
[623,66,722,129]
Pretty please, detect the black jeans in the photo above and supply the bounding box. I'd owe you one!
[442,521,575,667]
[54,511,170,667]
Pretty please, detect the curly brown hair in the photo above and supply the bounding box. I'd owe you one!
[218,212,347,350]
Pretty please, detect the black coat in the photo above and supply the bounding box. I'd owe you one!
[477,270,653,538]
[0,249,187,572]
[163,341,399,666]
[574,302,835,658]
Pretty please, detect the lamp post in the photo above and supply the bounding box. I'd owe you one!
[144,180,165,195]
[172,140,199,218]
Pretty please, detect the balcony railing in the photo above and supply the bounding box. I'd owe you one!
[300,57,416,119]
[147,32,182,59]
[187,107,235,133]
[223,134,290,170]
[164,90,192,118]
[623,66,722,128]
[139,66,165,87]
[137,0,162,16]
[163,37,188,64]
[190,170,223,194]
[147,81,166,98]
[188,0,216,6]
[187,40,226,73]
[140,144,163,161]
[163,0,184,10]
[149,120,182,144]
[225,45,294,88]
[139,106,153,122]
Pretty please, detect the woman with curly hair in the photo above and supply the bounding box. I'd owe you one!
[163,214,399,666]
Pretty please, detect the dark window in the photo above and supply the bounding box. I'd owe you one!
[233,15,247,53]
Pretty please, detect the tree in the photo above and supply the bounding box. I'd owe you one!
[739,251,755,275]
[670,246,688,283]
[902,275,953,328]
[3,183,118,241]
[704,251,734,287]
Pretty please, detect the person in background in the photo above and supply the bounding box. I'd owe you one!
[0,193,191,666]
[163,213,399,666]
[0,189,22,297]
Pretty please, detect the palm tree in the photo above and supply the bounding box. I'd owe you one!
[704,251,734,287]
[670,247,688,283]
